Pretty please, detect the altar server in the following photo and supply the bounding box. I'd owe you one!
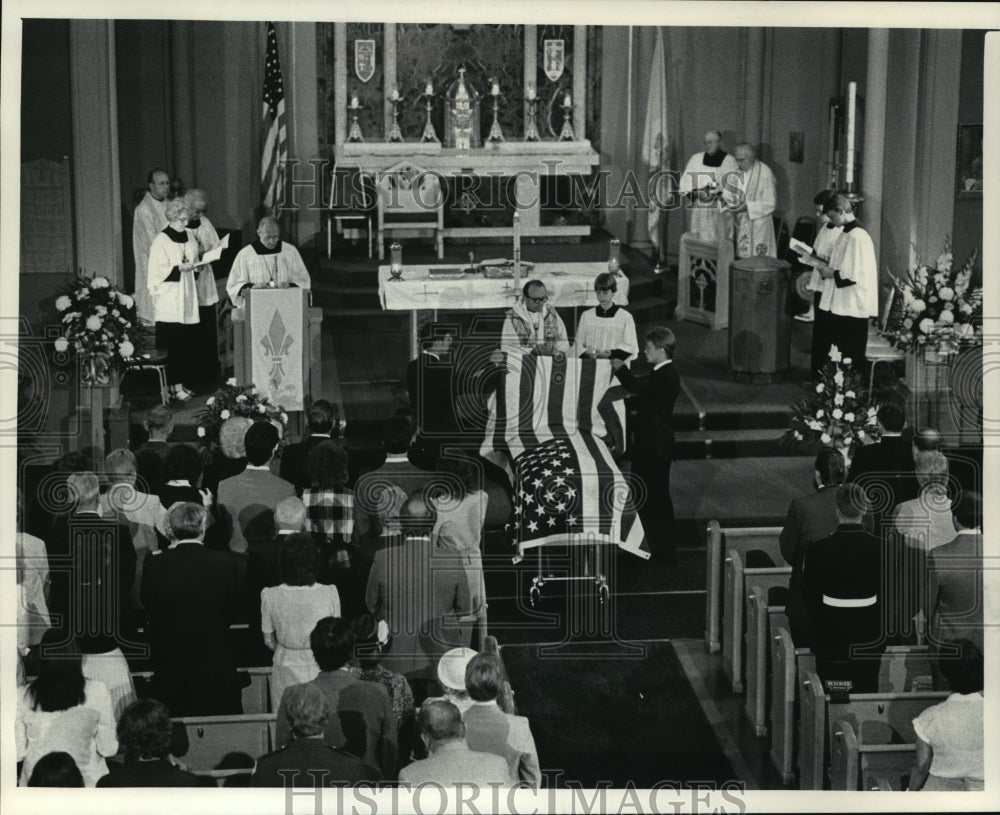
[723,142,777,258]
[148,198,202,401]
[678,130,739,243]
[184,188,221,384]
[226,216,311,308]
[575,273,639,362]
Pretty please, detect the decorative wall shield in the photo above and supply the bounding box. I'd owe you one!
[543,39,565,82]
[354,39,376,83]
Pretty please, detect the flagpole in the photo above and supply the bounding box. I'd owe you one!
[625,26,633,246]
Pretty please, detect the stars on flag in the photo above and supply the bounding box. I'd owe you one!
[508,437,584,547]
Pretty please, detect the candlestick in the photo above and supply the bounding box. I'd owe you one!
[845,81,857,186]
[420,90,439,144]
[513,211,522,290]
[487,94,505,143]
[347,100,365,143]
[386,94,405,143]
[527,85,536,101]
[524,97,540,142]
[558,98,575,142]
[491,80,500,97]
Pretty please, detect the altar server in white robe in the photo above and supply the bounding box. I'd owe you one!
[797,190,845,376]
[679,130,739,243]
[815,194,879,365]
[226,216,311,308]
[184,188,221,384]
[723,142,777,258]
[132,169,171,326]
[148,198,203,401]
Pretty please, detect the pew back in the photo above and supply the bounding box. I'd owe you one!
[744,586,788,737]
[172,713,276,773]
[829,719,918,791]
[704,521,783,653]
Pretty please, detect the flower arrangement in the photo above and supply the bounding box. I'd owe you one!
[52,274,138,369]
[194,378,289,448]
[883,238,982,356]
[781,346,881,458]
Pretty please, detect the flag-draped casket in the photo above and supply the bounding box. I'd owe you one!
[480,354,649,560]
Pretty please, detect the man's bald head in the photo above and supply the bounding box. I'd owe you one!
[734,142,756,171]
[257,216,281,249]
[147,169,171,201]
[275,496,307,532]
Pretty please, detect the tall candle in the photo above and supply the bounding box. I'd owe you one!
[513,211,522,287]
[390,87,400,101]
[827,103,836,170]
[527,85,536,101]
[564,92,572,107]
[425,80,434,96]
[845,81,857,185]
[350,93,359,109]
[492,80,500,97]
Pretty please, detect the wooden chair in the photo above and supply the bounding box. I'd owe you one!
[120,348,170,405]
[797,667,947,789]
[327,164,373,259]
[704,520,784,654]
[866,287,905,394]
[375,160,445,261]
[721,541,790,693]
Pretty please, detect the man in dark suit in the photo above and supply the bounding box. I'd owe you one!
[253,683,378,786]
[847,403,917,518]
[801,483,885,693]
[779,447,846,646]
[140,502,244,716]
[280,399,340,493]
[927,492,983,682]
[47,471,139,658]
[611,326,681,560]
[276,617,397,780]
[133,404,174,495]
[406,322,459,468]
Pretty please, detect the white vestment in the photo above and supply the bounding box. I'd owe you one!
[188,216,221,307]
[132,192,168,324]
[226,241,311,308]
[679,151,739,243]
[822,222,879,319]
[725,160,777,258]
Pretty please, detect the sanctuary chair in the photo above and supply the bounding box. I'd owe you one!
[375,160,445,261]
[866,287,905,395]
[327,163,374,259]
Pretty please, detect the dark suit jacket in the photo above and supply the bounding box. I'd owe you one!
[276,672,397,781]
[47,510,137,654]
[140,541,243,715]
[927,531,983,654]
[801,523,884,657]
[614,361,680,460]
[779,486,840,645]
[134,440,172,495]
[406,352,458,436]
[217,468,296,554]
[280,435,335,494]
[97,758,206,787]
[353,457,435,539]
[847,434,918,506]
[251,738,379,787]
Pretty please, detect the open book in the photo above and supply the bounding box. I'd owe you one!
[200,233,230,264]
[789,237,826,268]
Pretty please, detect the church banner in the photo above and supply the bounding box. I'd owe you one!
[248,288,305,411]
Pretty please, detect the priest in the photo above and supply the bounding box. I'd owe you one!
[226,216,312,308]
[678,130,739,243]
[723,142,777,258]
[132,168,172,325]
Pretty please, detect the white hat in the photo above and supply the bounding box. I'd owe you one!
[437,647,477,691]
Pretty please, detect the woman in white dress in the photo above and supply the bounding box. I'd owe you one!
[15,632,118,787]
[261,533,342,711]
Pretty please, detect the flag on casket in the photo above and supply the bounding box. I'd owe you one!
[480,354,649,560]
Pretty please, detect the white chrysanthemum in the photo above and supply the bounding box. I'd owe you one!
[868,406,878,417]
[85,315,103,332]
[918,317,935,334]
[909,299,926,313]
[939,310,955,325]
[843,357,852,366]
[227,377,238,386]
[206,396,215,406]
[833,393,844,406]
[90,276,110,289]
[857,429,866,440]
[845,390,856,399]
[54,337,69,352]
[77,288,89,299]
[816,409,825,418]
[95,305,108,316]
[832,408,843,420]
[118,341,134,358]
[833,370,844,386]
[808,420,822,431]
[220,409,231,420]
[816,383,825,393]
[935,253,953,273]
[258,404,267,413]
[844,411,855,422]
[820,432,832,444]
[793,431,803,440]
[197,426,207,438]
[236,394,248,402]
[118,293,134,309]
[55,295,73,312]
[939,286,955,302]
[827,346,842,363]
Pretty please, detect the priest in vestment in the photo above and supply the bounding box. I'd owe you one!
[724,142,777,258]
[678,130,739,243]
[226,216,311,308]
[132,168,172,325]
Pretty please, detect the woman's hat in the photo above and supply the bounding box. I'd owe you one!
[437,647,477,691]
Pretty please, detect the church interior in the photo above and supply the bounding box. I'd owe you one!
[8,7,995,804]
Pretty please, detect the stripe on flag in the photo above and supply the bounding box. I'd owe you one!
[261,22,288,215]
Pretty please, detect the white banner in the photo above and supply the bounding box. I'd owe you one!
[248,288,305,411]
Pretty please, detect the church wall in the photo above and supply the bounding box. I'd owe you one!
[952,28,985,275]
[20,19,73,164]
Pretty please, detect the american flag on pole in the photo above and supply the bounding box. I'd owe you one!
[481,354,649,560]
[261,22,287,214]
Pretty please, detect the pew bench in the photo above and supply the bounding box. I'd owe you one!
[171,713,277,773]
[797,667,947,789]
[829,718,917,791]
[744,585,788,737]
[704,520,784,655]
[722,545,790,693]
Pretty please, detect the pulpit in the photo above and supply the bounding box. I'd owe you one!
[232,288,323,415]
[676,232,734,331]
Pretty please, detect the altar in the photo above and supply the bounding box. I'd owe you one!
[378,262,630,355]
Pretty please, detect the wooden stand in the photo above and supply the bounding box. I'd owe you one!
[676,232,734,330]
[232,288,323,418]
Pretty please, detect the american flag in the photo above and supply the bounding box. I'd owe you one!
[481,354,649,560]
[261,22,287,214]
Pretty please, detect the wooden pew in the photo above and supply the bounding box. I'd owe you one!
[132,666,273,715]
[829,719,916,791]
[722,544,790,693]
[171,713,276,773]
[704,520,783,654]
[797,667,947,789]
[744,585,788,737]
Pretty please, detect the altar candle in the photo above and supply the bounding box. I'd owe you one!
[564,92,572,107]
[390,87,400,101]
[827,102,836,170]
[350,93,359,109]
[492,80,500,97]
[845,81,857,185]
[425,80,434,96]
[527,85,536,100]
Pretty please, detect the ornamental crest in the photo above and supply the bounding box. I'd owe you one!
[354,40,376,83]
[543,40,565,82]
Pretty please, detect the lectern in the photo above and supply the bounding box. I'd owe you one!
[232,288,322,414]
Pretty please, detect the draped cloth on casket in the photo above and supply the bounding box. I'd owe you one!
[480,354,649,560]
